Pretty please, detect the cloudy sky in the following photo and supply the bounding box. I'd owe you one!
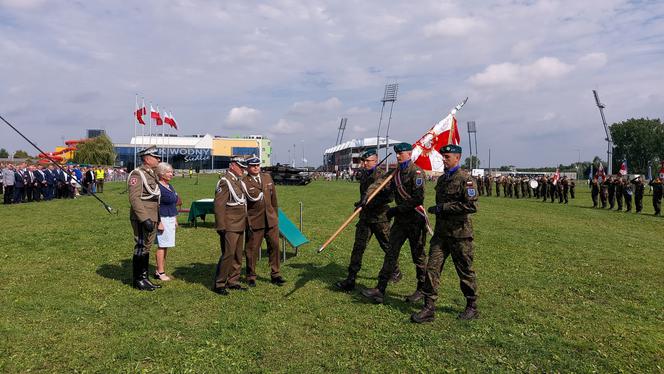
[1,0,663,167]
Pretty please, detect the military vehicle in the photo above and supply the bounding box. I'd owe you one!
[263,164,312,185]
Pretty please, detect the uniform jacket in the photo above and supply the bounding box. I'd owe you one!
[44,169,55,185]
[434,168,478,239]
[357,167,392,223]
[385,161,425,221]
[243,172,279,230]
[128,164,160,223]
[649,178,663,196]
[214,171,247,232]
[2,168,15,186]
[14,170,25,188]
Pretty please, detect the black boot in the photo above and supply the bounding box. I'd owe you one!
[405,282,424,303]
[140,253,161,289]
[411,297,435,323]
[390,269,403,283]
[334,277,356,291]
[458,299,479,320]
[132,255,155,291]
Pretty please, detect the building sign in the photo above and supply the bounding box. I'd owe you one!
[158,148,211,162]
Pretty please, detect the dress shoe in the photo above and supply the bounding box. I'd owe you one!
[361,288,385,304]
[271,276,286,286]
[228,284,248,291]
[213,287,229,295]
[334,278,355,291]
[247,279,256,287]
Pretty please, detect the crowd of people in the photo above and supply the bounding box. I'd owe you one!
[0,161,127,204]
[589,174,661,215]
[472,174,576,203]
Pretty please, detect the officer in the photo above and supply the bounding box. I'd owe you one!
[128,145,162,291]
[336,148,399,291]
[649,176,662,215]
[632,176,645,213]
[242,156,286,287]
[412,144,479,323]
[362,142,428,304]
[213,156,249,295]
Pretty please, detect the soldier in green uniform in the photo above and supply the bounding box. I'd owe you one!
[362,142,428,304]
[541,176,549,202]
[623,177,633,212]
[600,177,609,208]
[485,175,492,196]
[127,145,162,291]
[569,179,576,199]
[561,176,569,204]
[411,144,479,323]
[494,176,501,197]
[649,176,662,215]
[607,175,616,209]
[476,175,483,196]
[615,176,624,211]
[335,149,399,291]
[590,176,599,208]
[632,176,644,213]
[513,176,520,199]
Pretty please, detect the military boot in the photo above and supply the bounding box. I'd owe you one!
[389,269,403,283]
[334,277,356,292]
[140,253,161,289]
[411,298,435,323]
[458,299,479,320]
[132,255,155,291]
[405,282,424,303]
[361,286,385,304]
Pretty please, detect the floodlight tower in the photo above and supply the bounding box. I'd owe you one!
[593,90,613,175]
[467,121,477,170]
[336,118,347,145]
[375,83,398,170]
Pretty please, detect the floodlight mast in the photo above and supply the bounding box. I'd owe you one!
[593,90,613,175]
[376,83,398,171]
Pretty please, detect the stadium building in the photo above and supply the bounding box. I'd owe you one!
[114,134,271,171]
[323,137,404,171]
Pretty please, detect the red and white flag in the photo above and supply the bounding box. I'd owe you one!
[596,162,606,183]
[135,101,146,125]
[164,111,178,129]
[619,160,628,175]
[410,98,466,172]
[150,105,163,126]
[552,168,560,185]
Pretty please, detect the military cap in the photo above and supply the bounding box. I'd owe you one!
[361,148,377,160]
[230,156,247,168]
[246,156,261,166]
[439,144,462,154]
[138,145,161,159]
[393,142,412,153]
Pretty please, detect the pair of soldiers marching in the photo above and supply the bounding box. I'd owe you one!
[336,142,479,322]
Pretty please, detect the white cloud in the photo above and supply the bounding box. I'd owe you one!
[225,106,261,127]
[578,52,608,69]
[271,119,303,135]
[289,97,342,115]
[468,57,574,90]
[423,17,483,37]
[0,0,45,10]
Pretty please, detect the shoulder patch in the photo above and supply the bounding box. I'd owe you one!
[129,177,137,186]
[467,188,476,197]
[466,181,474,186]
[416,177,423,186]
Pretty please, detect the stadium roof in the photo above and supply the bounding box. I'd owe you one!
[324,137,404,155]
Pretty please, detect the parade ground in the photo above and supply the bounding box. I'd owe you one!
[1,176,662,373]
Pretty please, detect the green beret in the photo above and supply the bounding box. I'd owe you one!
[393,142,412,153]
[361,148,377,160]
[439,144,462,154]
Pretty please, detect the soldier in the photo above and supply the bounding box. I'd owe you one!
[523,177,531,198]
[513,176,520,199]
[561,176,569,204]
[541,176,549,202]
[213,157,249,295]
[623,177,633,212]
[494,176,501,197]
[128,146,162,291]
[556,178,564,204]
[476,175,483,196]
[615,177,624,211]
[607,175,616,209]
[600,177,609,208]
[242,156,286,287]
[569,179,576,199]
[548,176,555,203]
[336,149,398,291]
[590,176,599,208]
[649,176,662,215]
[632,176,645,213]
[484,175,492,196]
[362,142,428,304]
[411,144,478,323]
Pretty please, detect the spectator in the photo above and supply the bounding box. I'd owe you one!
[154,162,178,281]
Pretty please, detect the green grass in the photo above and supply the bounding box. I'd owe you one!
[1,176,662,372]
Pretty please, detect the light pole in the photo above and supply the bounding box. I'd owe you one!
[375,83,398,171]
[593,90,613,175]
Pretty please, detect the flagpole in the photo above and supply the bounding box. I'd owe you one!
[133,94,138,169]
[162,108,166,161]
[141,98,145,152]
[149,101,153,146]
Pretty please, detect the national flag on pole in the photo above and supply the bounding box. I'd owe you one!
[135,103,146,125]
[410,98,467,172]
[552,168,560,185]
[596,162,605,183]
[619,160,628,175]
[150,105,163,126]
[589,164,593,181]
[164,111,178,129]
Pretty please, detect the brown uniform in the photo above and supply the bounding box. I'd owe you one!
[128,165,160,255]
[213,171,248,289]
[243,172,281,281]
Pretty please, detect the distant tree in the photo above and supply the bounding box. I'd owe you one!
[13,150,30,158]
[73,134,116,165]
[0,148,8,158]
[463,155,481,169]
[610,118,664,175]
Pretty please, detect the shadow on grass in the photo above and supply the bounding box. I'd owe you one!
[284,262,347,297]
[96,259,132,286]
[172,262,215,289]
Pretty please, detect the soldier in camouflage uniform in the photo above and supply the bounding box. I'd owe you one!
[623,177,633,212]
[600,177,609,208]
[494,176,501,197]
[561,176,569,204]
[590,176,599,208]
[412,144,479,323]
[632,176,645,213]
[615,176,624,211]
[362,142,428,304]
[484,175,492,196]
[476,175,484,196]
[336,149,399,291]
[649,176,662,215]
[607,175,616,209]
[541,176,549,202]
[513,176,520,199]
[569,179,576,199]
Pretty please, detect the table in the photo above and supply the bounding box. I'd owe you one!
[186,198,214,226]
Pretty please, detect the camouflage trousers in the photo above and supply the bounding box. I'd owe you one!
[347,220,394,279]
[653,193,662,214]
[422,235,477,303]
[376,217,427,291]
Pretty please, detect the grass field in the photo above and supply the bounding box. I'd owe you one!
[1,175,663,372]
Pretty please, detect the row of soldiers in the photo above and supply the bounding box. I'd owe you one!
[473,174,576,203]
[591,174,662,215]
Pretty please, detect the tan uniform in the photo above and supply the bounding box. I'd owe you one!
[213,171,248,288]
[243,172,281,281]
[128,165,160,255]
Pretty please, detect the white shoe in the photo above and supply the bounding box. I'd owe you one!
[154,271,172,281]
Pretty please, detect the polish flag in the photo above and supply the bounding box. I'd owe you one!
[410,99,466,172]
[169,113,178,130]
[619,160,628,175]
[552,168,560,185]
[164,111,177,129]
[151,105,163,126]
[135,103,146,125]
